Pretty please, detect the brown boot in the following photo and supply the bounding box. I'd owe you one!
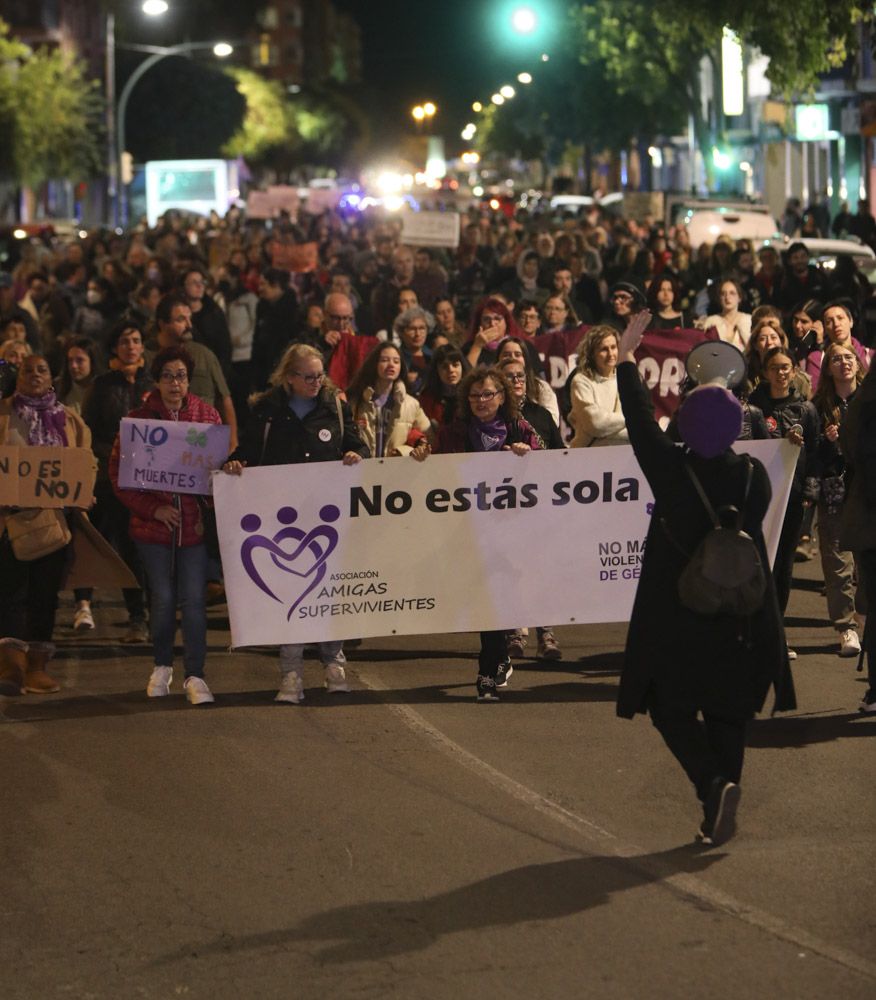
[0,641,26,697]
[23,645,60,695]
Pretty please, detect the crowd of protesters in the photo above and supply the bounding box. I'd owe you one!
[0,195,873,735]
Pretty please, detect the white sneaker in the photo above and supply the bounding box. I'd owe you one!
[324,663,350,693]
[146,666,173,697]
[786,647,798,661]
[73,606,94,631]
[839,629,861,658]
[183,676,214,705]
[275,672,305,704]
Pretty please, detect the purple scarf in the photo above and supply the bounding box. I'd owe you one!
[12,389,68,446]
[469,417,507,452]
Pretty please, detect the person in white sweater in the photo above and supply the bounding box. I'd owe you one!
[569,325,628,447]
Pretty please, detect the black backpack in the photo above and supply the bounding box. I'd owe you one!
[664,458,767,617]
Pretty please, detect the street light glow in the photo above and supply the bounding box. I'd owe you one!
[472,101,483,112]
[142,0,169,15]
[517,72,532,84]
[491,93,505,105]
[511,7,538,33]
[412,105,425,121]
[423,102,437,117]
[212,42,233,58]
[500,85,515,99]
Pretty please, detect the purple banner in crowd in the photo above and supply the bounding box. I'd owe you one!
[533,325,714,428]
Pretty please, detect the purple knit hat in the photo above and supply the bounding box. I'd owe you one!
[676,385,742,458]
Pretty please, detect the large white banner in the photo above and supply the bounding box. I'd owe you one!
[213,441,797,648]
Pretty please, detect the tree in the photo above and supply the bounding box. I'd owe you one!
[0,20,104,190]
[570,0,872,185]
[221,68,288,161]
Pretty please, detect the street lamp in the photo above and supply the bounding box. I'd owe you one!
[499,84,515,99]
[116,40,235,226]
[106,1,171,228]
[517,71,532,84]
[511,7,538,34]
[491,93,505,105]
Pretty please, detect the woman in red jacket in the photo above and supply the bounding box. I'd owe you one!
[110,346,222,705]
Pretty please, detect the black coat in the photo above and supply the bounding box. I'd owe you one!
[82,367,155,480]
[616,362,795,720]
[191,296,232,375]
[229,387,369,468]
[251,290,300,392]
[748,383,821,502]
[520,398,564,449]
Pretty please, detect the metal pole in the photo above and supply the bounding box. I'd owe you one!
[117,41,237,229]
[106,12,117,228]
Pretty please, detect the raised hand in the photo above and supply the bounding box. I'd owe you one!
[618,309,653,363]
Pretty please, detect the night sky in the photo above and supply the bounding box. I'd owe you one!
[334,0,562,149]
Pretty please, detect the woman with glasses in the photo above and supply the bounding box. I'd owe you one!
[433,366,543,700]
[514,299,542,339]
[541,294,580,335]
[568,325,628,448]
[496,336,557,425]
[109,346,222,705]
[464,297,524,370]
[346,342,432,459]
[392,306,433,396]
[749,346,821,649]
[223,343,369,704]
[498,353,564,662]
[812,342,865,658]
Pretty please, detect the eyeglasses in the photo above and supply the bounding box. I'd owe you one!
[767,365,793,375]
[829,354,856,366]
[481,314,502,325]
[293,371,325,384]
[160,371,189,383]
[612,293,633,302]
[504,372,527,382]
[468,390,502,402]
[327,314,353,325]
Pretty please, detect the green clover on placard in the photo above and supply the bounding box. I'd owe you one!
[186,428,208,448]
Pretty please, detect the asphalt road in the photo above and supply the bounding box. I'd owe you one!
[2,558,874,999]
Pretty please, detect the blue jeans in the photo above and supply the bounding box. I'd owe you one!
[135,541,208,678]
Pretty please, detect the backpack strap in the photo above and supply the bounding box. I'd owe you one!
[335,394,344,437]
[683,456,753,530]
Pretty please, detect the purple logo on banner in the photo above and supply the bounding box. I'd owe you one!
[240,504,340,619]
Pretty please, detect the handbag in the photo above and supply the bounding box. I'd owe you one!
[5,508,71,561]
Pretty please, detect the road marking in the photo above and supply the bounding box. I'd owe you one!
[357,669,876,980]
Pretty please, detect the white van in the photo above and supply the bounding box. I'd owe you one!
[680,204,781,248]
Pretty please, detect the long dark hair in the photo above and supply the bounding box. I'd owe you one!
[496,337,540,401]
[56,336,101,401]
[421,343,468,399]
[346,342,408,409]
[812,341,865,427]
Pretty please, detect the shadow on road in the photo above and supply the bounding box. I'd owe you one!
[749,711,874,748]
[151,845,725,966]
[0,675,621,722]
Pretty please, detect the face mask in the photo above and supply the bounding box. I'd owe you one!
[86,289,101,305]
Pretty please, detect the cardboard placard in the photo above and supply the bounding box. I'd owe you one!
[0,446,95,508]
[401,211,461,248]
[269,240,318,273]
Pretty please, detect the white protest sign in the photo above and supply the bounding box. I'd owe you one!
[401,210,461,248]
[118,418,231,495]
[213,441,796,647]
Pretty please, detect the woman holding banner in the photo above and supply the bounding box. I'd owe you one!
[0,354,91,696]
[109,346,222,706]
[345,342,432,458]
[433,366,543,701]
[222,343,370,705]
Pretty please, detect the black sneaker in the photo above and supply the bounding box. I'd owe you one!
[495,660,513,688]
[698,778,741,846]
[476,675,500,702]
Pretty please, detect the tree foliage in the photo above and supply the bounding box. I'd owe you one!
[0,19,104,188]
[222,69,368,174]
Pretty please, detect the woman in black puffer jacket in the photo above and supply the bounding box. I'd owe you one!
[748,346,820,639]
